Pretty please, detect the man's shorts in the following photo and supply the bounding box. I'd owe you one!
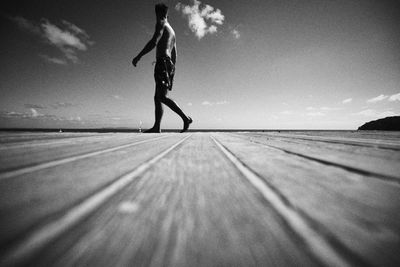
[154,56,175,91]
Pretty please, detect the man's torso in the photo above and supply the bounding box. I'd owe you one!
[156,21,175,59]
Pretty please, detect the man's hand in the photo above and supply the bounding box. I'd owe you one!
[132,56,141,67]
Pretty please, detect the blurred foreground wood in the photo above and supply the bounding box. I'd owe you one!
[0,131,399,267]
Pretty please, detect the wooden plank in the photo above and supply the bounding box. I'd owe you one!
[26,133,318,267]
[0,132,110,144]
[0,134,186,252]
[257,132,400,150]
[260,130,400,142]
[233,132,400,181]
[1,131,399,266]
[262,131,400,150]
[241,132,400,167]
[214,133,400,267]
[0,133,164,173]
[0,133,116,151]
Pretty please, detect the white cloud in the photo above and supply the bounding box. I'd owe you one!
[202,5,224,24]
[231,29,240,39]
[24,104,46,109]
[50,102,77,109]
[187,102,193,106]
[62,20,91,40]
[68,116,82,121]
[320,106,342,111]
[0,111,24,118]
[353,109,397,118]
[389,93,400,102]
[30,108,41,117]
[208,25,217,34]
[39,54,67,65]
[176,0,225,39]
[342,98,352,104]
[306,106,341,111]
[41,19,87,51]
[367,94,388,103]
[0,109,45,119]
[0,109,83,122]
[201,100,228,106]
[280,110,293,115]
[41,19,93,63]
[9,16,93,64]
[201,101,212,106]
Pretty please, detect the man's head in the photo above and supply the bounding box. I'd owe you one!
[155,3,168,19]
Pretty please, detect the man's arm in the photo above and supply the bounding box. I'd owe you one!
[171,43,177,65]
[132,22,164,67]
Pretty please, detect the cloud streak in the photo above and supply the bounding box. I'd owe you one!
[39,54,67,65]
[30,108,41,118]
[24,104,46,109]
[0,110,84,123]
[306,106,342,111]
[175,0,225,39]
[231,29,240,39]
[9,16,94,64]
[201,100,229,106]
[367,94,388,103]
[342,98,352,104]
[50,102,77,109]
[389,93,400,102]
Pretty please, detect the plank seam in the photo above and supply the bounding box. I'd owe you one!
[244,137,400,185]
[252,133,400,151]
[211,135,357,267]
[228,133,400,185]
[0,134,192,267]
[0,135,170,180]
[0,133,109,145]
[0,134,117,151]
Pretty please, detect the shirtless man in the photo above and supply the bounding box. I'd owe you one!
[132,3,192,133]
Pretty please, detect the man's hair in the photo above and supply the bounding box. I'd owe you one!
[155,3,168,18]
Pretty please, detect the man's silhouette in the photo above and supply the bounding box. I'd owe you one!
[132,3,192,133]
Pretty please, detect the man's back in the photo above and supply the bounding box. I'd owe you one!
[156,21,175,59]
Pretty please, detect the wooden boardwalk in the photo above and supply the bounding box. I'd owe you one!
[0,131,399,267]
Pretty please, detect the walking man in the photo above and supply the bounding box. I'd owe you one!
[132,3,192,133]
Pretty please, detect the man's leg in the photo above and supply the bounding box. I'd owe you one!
[159,88,192,132]
[145,85,163,133]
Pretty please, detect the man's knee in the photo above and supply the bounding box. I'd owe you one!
[154,87,167,103]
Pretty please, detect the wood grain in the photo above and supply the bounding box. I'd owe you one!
[0,131,399,267]
[31,133,317,267]
[232,132,400,181]
[215,133,400,267]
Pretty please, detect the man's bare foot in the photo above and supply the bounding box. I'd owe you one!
[180,117,192,133]
[144,127,161,133]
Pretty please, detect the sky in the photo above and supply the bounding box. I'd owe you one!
[1,0,400,130]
